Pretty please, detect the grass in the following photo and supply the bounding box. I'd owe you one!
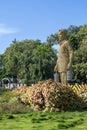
[0,111,87,130]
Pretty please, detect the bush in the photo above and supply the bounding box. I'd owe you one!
[1,79,87,112]
[13,79,87,111]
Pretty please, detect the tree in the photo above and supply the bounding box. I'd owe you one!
[67,25,80,50]
[68,34,80,50]
[29,44,57,83]
[72,41,87,83]
[3,40,41,84]
[67,25,80,34]
[3,40,57,85]
[0,54,5,80]
[46,33,58,47]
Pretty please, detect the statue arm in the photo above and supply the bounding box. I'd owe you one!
[54,59,58,72]
[66,42,74,70]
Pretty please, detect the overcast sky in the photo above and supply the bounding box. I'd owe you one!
[0,0,87,54]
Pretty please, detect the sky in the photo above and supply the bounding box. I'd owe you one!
[0,0,87,54]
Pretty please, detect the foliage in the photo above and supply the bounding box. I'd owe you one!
[12,79,87,112]
[0,80,87,114]
[0,100,31,114]
[67,25,80,34]
[46,33,58,47]
[3,40,56,85]
[0,89,31,114]
[3,40,41,81]
[72,42,87,82]
[30,44,57,82]
[68,34,81,50]
[77,24,87,41]
[0,54,5,80]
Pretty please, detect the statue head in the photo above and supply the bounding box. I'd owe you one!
[58,29,68,41]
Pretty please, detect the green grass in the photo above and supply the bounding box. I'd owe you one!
[0,111,87,130]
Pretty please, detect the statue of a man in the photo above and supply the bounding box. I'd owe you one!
[54,29,73,85]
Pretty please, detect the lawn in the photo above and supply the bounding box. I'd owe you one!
[0,110,87,130]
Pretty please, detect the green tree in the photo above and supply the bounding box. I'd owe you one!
[72,42,87,83]
[67,25,80,50]
[29,44,57,83]
[46,33,58,47]
[3,40,56,85]
[67,25,80,34]
[3,40,41,84]
[0,54,5,81]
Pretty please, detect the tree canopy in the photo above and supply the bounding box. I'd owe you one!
[2,40,56,84]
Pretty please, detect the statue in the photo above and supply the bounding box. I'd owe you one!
[54,29,73,85]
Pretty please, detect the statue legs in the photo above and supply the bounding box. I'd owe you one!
[60,72,67,85]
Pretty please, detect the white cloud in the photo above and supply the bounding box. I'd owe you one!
[0,23,18,34]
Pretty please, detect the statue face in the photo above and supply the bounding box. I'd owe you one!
[58,29,67,42]
[58,32,65,41]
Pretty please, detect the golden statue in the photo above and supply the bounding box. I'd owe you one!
[54,29,73,85]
